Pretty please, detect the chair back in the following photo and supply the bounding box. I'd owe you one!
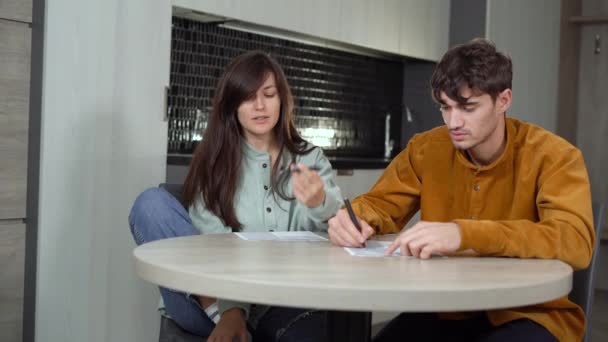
[159,183,186,209]
[571,202,605,341]
[158,316,205,342]
[156,185,206,342]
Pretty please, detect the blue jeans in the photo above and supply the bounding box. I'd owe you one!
[128,188,327,341]
[128,188,215,337]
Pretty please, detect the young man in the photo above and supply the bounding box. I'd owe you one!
[328,39,594,342]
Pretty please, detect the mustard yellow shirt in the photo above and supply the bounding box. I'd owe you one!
[351,117,595,342]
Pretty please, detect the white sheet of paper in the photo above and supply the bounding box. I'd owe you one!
[344,241,402,257]
[235,231,328,241]
[234,232,277,241]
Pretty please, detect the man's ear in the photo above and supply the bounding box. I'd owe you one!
[496,89,512,114]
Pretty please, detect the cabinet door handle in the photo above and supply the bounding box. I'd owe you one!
[0,218,26,225]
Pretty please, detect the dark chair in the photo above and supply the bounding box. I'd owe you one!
[571,202,605,342]
[159,316,205,342]
[157,183,206,342]
[159,183,186,208]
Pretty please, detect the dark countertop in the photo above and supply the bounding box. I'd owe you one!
[167,154,392,170]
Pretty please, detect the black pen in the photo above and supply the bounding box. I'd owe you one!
[290,165,321,173]
[343,198,366,248]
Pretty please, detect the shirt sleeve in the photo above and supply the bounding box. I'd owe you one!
[188,195,232,234]
[351,137,423,234]
[302,147,343,227]
[455,149,595,270]
[217,299,251,319]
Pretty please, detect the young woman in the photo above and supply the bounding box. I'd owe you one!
[128,50,342,342]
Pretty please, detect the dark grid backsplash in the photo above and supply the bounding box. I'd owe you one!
[168,17,404,160]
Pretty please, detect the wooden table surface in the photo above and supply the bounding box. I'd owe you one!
[133,233,573,312]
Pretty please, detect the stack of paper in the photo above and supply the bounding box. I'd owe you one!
[344,241,402,257]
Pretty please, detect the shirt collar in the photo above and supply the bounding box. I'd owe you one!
[241,140,271,161]
[455,117,516,171]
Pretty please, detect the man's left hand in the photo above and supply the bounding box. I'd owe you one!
[385,221,462,259]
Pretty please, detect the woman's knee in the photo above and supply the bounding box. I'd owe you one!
[128,187,189,244]
[130,187,169,217]
[129,188,160,243]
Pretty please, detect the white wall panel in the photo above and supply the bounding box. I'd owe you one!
[36,0,171,341]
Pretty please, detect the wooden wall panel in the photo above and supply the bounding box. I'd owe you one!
[0,223,25,342]
[0,19,30,219]
[0,0,32,22]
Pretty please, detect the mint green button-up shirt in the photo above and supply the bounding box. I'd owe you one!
[189,141,343,323]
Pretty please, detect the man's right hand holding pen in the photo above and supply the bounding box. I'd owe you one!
[328,204,375,248]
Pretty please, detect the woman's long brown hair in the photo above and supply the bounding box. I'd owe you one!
[182,50,313,231]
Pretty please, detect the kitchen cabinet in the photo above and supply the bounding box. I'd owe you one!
[398,0,450,61]
[172,0,450,61]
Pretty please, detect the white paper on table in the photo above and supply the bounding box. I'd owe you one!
[235,231,328,241]
[344,241,402,257]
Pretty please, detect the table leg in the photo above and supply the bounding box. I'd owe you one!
[325,310,372,342]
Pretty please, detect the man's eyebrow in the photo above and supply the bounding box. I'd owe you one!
[462,100,479,106]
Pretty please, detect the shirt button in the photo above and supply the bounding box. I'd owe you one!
[264,185,268,190]
[473,184,480,191]
[266,207,272,213]
[262,163,268,168]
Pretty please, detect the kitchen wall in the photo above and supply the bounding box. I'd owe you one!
[166,18,404,161]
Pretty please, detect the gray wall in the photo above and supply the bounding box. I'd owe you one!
[449,0,486,45]
[448,0,562,132]
[576,0,608,291]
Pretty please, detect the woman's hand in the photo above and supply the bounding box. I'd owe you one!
[208,308,249,342]
[291,163,325,208]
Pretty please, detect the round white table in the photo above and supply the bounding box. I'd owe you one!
[133,233,573,342]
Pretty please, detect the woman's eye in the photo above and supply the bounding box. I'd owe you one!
[264,93,277,98]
